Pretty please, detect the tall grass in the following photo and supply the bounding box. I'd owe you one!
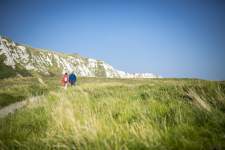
[0,78,225,149]
[0,76,61,107]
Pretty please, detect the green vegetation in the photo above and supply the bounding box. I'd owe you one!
[0,76,59,107]
[0,77,225,149]
[0,55,31,79]
[95,61,107,77]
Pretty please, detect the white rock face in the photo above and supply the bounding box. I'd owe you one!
[0,36,161,78]
[0,37,16,69]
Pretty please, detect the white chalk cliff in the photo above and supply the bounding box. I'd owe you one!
[0,36,161,78]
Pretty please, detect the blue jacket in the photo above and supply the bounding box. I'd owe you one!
[69,73,77,83]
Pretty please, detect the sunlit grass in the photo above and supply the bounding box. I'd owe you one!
[0,77,225,149]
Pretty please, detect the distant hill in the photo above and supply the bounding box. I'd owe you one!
[0,35,161,79]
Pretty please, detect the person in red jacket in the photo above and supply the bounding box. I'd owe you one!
[62,73,68,89]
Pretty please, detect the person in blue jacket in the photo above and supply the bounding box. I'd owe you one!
[69,72,77,86]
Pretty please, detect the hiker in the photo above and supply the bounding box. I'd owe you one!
[69,72,77,86]
[62,73,69,89]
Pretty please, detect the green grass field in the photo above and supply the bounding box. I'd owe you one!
[0,76,60,108]
[0,77,225,149]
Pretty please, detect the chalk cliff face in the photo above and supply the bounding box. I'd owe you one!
[0,36,161,78]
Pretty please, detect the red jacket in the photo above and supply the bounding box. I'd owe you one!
[61,74,68,85]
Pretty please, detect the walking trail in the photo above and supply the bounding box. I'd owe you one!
[0,96,42,118]
[0,101,27,118]
[0,78,47,118]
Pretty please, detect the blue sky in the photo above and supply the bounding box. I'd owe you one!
[0,0,225,80]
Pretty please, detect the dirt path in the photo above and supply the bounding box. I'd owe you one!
[0,88,62,118]
[0,101,27,118]
[0,95,43,118]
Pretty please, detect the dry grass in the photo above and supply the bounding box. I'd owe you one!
[0,78,225,149]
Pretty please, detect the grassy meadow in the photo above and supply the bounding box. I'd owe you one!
[0,77,225,149]
[0,76,60,108]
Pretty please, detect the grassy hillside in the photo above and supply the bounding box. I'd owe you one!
[0,76,60,107]
[0,77,225,149]
[0,55,31,79]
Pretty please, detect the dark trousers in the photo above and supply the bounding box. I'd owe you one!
[70,81,76,86]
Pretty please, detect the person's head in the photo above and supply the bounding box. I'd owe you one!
[65,73,67,75]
